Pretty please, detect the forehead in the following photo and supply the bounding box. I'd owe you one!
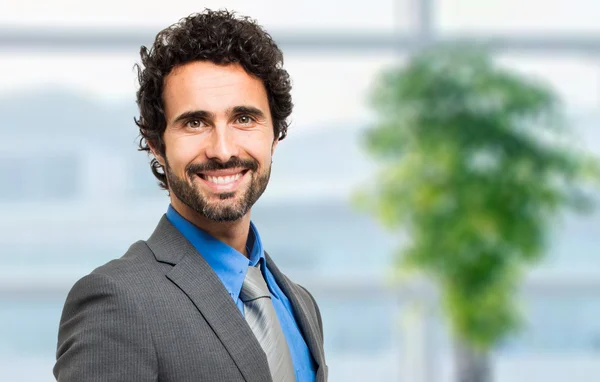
[162,61,269,120]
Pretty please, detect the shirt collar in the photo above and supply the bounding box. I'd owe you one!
[166,204,265,301]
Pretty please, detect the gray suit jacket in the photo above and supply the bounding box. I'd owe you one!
[54,215,327,381]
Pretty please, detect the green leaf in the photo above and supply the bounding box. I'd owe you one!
[356,44,600,350]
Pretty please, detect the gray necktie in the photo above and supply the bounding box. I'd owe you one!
[240,264,296,382]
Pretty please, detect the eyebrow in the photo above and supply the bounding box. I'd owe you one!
[171,105,267,125]
[230,106,267,120]
[172,110,214,125]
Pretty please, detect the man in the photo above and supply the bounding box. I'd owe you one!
[54,9,327,382]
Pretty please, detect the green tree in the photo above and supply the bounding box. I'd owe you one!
[356,45,599,382]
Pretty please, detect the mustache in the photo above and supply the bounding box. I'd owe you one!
[186,157,259,176]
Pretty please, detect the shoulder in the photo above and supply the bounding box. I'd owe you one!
[66,239,163,303]
[55,243,159,380]
[58,240,159,330]
[294,283,320,315]
[263,251,322,320]
[58,239,163,339]
[294,282,324,337]
[88,240,163,284]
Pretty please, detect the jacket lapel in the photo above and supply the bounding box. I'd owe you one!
[265,252,326,380]
[146,215,272,382]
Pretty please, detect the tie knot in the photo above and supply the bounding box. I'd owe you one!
[240,265,271,302]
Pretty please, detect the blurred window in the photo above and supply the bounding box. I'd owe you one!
[1,153,80,201]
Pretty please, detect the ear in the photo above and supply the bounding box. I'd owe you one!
[148,141,166,167]
[271,138,279,156]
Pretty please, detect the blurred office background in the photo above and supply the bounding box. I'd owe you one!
[1,0,599,381]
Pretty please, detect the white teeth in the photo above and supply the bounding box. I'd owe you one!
[205,173,242,185]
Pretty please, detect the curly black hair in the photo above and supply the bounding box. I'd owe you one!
[134,9,293,190]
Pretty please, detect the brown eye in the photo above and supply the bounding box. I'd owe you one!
[186,119,202,128]
[237,115,254,125]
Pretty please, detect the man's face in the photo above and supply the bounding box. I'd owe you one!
[158,61,277,222]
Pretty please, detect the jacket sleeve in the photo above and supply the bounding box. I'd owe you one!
[54,272,158,381]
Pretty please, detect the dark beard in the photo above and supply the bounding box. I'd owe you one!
[165,157,271,222]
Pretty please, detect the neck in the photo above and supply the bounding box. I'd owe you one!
[170,196,251,258]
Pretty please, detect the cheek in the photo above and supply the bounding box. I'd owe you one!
[164,136,203,175]
[250,147,274,171]
[239,133,275,163]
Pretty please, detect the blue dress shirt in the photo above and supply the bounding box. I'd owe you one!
[166,205,317,381]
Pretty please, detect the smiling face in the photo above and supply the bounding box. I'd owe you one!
[156,61,277,222]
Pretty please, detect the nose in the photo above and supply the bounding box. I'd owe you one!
[204,124,239,163]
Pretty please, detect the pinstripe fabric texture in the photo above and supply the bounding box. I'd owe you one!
[53,215,328,382]
[241,264,295,382]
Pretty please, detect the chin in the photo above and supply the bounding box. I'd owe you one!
[204,197,248,218]
[203,206,248,222]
